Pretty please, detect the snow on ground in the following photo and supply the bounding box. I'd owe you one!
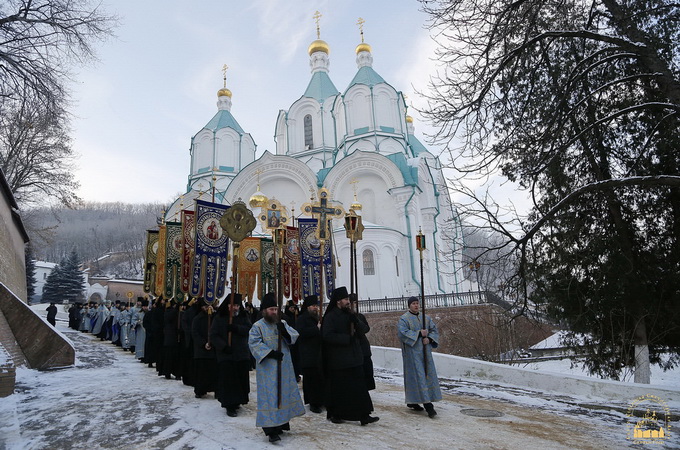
[0,306,676,449]
[511,357,680,388]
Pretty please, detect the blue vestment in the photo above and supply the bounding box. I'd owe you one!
[119,310,132,349]
[248,319,305,428]
[397,311,442,404]
[134,310,146,359]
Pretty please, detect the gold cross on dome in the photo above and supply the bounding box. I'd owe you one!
[313,11,322,38]
[350,178,359,191]
[222,64,228,88]
[357,17,365,42]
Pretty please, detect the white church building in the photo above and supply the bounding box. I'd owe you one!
[166,35,468,301]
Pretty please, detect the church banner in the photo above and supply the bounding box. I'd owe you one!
[190,199,229,304]
[180,210,195,294]
[239,237,261,302]
[143,230,159,293]
[260,238,275,299]
[298,218,334,299]
[283,226,301,303]
[164,221,183,301]
[155,225,167,297]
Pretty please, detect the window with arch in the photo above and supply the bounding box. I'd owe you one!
[363,249,375,276]
[304,114,313,149]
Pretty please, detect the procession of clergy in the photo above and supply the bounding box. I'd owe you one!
[67,286,441,443]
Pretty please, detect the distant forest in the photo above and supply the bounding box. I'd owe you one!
[24,202,168,278]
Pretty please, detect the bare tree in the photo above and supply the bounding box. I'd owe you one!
[0,95,79,206]
[0,0,115,207]
[0,0,116,118]
[419,0,680,382]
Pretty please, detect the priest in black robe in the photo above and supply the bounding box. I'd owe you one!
[210,293,252,417]
[322,286,379,425]
[192,298,217,398]
[295,295,324,413]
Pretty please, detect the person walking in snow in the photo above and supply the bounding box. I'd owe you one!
[397,296,442,418]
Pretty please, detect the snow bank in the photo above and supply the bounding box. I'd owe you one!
[372,346,680,407]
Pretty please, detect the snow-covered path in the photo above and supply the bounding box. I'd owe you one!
[0,321,663,449]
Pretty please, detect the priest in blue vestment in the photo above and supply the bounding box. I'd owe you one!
[397,296,442,418]
[248,293,305,443]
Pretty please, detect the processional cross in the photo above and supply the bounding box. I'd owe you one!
[301,188,344,312]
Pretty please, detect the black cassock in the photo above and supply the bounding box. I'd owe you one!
[321,306,373,421]
[192,310,217,396]
[162,305,182,378]
[295,310,324,407]
[180,304,199,387]
[210,309,252,410]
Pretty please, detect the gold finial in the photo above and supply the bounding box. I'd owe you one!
[313,11,322,39]
[217,64,232,98]
[357,17,365,43]
[350,178,362,211]
[248,168,267,208]
[355,17,371,54]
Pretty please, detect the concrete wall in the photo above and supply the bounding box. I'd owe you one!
[0,183,27,302]
[364,305,553,359]
[0,343,15,397]
[371,346,680,405]
[0,283,75,370]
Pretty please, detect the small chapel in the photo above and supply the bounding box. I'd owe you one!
[165,23,468,302]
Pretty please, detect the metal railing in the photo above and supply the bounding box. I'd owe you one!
[355,291,499,313]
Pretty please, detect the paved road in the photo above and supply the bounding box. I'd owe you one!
[0,321,661,449]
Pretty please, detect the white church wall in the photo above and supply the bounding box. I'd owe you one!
[288,99,319,153]
[333,229,407,300]
[345,88,371,134]
[275,110,288,155]
[331,96,346,147]
[215,129,238,170]
[372,85,398,131]
[192,131,213,174]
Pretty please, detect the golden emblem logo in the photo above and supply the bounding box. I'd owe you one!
[626,394,671,444]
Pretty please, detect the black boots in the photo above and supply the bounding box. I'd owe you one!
[360,415,380,426]
[424,403,437,418]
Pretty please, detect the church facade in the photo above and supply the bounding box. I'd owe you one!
[166,36,467,302]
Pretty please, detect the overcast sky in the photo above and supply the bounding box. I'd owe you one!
[70,0,443,205]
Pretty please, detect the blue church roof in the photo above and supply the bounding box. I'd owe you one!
[303,71,340,102]
[202,109,244,134]
[386,153,418,186]
[347,66,386,89]
[408,134,428,156]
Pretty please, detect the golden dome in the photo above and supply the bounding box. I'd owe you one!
[249,190,268,208]
[217,87,232,98]
[355,42,372,54]
[405,115,413,123]
[351,201,363,211]
[308,39,330,56]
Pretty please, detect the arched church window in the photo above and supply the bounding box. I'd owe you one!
[363,249,375,276]
[304,114,313,149]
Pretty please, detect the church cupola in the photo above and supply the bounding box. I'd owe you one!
[188,66,256,195]
[275,11,340,173]
[334,19,407,162]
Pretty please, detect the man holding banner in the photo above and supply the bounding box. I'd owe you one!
[248,293,305,442]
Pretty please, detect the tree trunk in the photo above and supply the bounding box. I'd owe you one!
[633,318,651,384]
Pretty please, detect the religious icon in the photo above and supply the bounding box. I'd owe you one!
[245,248,259,262]
[207,220,220,240]
[268,210,281,228]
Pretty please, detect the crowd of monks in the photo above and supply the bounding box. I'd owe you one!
[65,286,442,443]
